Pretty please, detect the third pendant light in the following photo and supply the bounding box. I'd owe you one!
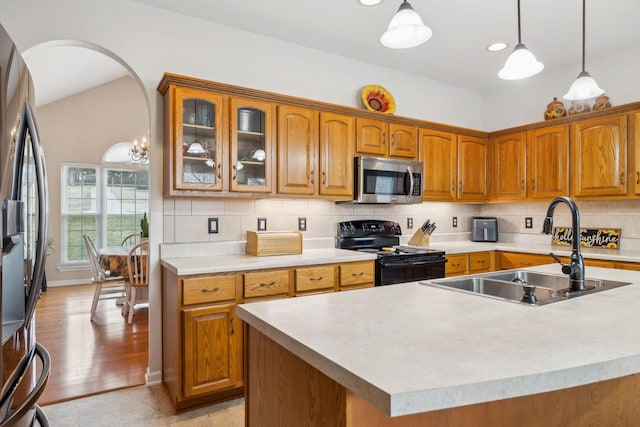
[498,0,544,80]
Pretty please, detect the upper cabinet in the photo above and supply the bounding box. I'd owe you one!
[230,97,275,193]
[356,118,417,159]
[571,114,627,198]
[166,87,224,195]
[527,125,569,199]
[632,112,640,197]
[419,130,488,202]
[491,132,526,201]
[319,112,354,197]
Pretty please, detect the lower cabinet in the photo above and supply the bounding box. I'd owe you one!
[497,251,638,271]
[162,259,375,409]
[445,251,494,277]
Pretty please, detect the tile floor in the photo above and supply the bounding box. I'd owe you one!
[42,384,245,426]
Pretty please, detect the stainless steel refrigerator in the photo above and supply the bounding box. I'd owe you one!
[0,23,50,426]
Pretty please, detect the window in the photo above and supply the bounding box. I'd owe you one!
[61,164,148,266]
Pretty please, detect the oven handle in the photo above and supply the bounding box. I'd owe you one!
[380,259,443,268]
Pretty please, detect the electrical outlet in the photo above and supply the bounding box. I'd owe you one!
[407,218,413,229]
[452,216,458,228]
[257,217,267,231]
[208,217,218,234]
[298,217,307,231]
[525,217,533,229]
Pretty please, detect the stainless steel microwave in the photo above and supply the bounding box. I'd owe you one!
[352,156,423,204]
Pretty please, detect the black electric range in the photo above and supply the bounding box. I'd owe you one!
[337,220,446,286]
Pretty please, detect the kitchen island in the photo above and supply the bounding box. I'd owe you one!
[237,264,640,426]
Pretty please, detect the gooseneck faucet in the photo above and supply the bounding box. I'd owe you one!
[541,196,585,292]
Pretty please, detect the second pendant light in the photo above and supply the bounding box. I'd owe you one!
[498,0,543,80]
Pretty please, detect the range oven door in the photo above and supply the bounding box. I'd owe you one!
[376,257,446,286]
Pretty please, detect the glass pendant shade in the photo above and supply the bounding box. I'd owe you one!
[498,43,544,80]
[563,70,604,100]
[380,1,432,49]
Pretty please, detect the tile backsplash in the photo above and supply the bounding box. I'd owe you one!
[163,198,640,250]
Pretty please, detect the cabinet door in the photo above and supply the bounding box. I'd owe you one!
[173,88,224,192]
[419,129,457,201]
[230,97,274,193]
[294,265,336,294]
[339,261,375,289]
[389,123,417,158]
[571,115,627,197]
[457,135,488,201]
[277,105,319,195]
[356,118,387,156]
[319,112,354,197]
[445,254,468,277]
[527,125,569,199]
[632,112,640,196]
[492,132,526,200]
[183,304,243,398]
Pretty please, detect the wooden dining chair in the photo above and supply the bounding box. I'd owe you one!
[83,234,126,321]
[123,240,149,324]
[121,233,140,247]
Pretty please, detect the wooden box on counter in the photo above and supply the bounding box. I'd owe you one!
[246,231,303,256]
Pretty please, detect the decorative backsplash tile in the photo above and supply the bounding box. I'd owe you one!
[552,227,621,248]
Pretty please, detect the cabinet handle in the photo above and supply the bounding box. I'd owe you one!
[232,164,237,181]
[451,180,455,192]
[309,276,324,282]
[260,281,276,287]
[200,287,220,293]
[351,272,364,277]
[531,178,535,188]
[322,171,327,186]
[521,179,525,191]
[620,171,625,185]
[477,260,485,264]
[451,263,461,267]
[310,170,314,185]
[391,135,396,147]
[637,171,640,185]
[217,163,222,180]
[382,132,386,146]
[459,181,463,192]
[230,317,235,335]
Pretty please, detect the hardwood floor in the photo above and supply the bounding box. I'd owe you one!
[35,283,148,406]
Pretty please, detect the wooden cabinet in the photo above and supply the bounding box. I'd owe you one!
[229,97,275,193]
[571,114,628,198]
[356,118,417,159]
[527,124,570,199]
[457,135,488,201]
[498,252,557,270]
[445,251,494,277]
[491,132,526,201]
[419,129,457,200]
[419,130,488,202]
[339,261,375,290]
[162,259,375,409]
[183,303,242,398]
[319,112,354,197]
[277,105,319,195]
[631,112,640,197]
[164,86,225,195]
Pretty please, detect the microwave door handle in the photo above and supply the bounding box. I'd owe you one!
[406,166,414,200]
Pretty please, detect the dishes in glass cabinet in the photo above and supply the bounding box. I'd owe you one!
[361,84,396,114]
[183,141,211,157]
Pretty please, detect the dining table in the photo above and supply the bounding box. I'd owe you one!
[98,246,138,278]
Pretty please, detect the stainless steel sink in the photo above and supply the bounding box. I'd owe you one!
[422,270,632,306]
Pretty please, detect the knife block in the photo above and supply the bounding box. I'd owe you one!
[408,228,430,247]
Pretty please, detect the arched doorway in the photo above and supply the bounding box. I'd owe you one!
[23,41,152,404]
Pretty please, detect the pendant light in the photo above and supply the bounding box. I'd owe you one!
[380,0,432,49]
[563,0,603,100]
[498,0,543,80]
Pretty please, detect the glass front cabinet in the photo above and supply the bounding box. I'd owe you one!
[173,88,223,192]
[230,97,274,193]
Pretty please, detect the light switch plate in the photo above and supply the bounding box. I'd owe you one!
[407,218,413,229]
[298,217,307,231]
[452,216,458,228]
[525,217,533,229]
[208,217,218,234]
[257,217,267,231]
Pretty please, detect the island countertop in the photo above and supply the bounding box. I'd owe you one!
[236,264,640,417]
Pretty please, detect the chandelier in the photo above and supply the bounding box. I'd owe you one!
[130,137,149,163]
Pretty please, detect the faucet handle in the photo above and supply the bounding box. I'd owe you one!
[548,252,575,275]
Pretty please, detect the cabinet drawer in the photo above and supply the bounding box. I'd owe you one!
[182,275,237,306]
[295,265,336,293]
[499,252,558,269]
[469,252,492,271]
[243,270,290,299]
[446,254,468,275]
[340,261,374,287]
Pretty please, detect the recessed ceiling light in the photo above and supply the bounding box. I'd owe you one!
[487,42,509,52]
[358,0,383,6]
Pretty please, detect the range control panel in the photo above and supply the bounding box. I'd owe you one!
[337,220,402,238]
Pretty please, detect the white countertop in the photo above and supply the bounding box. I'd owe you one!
[160,248,377,275]
[236,264,640,417]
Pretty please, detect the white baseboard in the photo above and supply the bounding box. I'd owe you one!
[45,278,91,287]
[146,368,162,385]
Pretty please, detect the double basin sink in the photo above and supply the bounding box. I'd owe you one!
[422,270,631,306]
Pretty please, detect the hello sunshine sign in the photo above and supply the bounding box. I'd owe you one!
[552,227,621,249]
